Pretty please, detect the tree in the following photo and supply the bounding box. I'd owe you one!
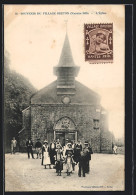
[4,52,37,152]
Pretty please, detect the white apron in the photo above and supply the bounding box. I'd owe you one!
[43,147,51,165]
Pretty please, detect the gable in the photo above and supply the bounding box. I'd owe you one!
[31,80,100,105]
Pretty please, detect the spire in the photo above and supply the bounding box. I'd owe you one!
[53,33,80,95]
[57,33,75,67]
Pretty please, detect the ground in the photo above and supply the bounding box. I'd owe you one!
[5,153,124,191]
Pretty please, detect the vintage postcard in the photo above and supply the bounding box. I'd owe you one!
[4,4,125,191]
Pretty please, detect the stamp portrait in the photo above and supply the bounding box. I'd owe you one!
[84,23,113,63]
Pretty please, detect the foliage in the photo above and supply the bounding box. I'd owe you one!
[4,53,37,152]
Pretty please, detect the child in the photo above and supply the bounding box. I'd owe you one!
[55,144,63,176]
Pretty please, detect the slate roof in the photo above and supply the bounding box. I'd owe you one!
[57,33,75,67]
[31,80,101,105]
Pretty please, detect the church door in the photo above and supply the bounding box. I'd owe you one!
[65,133,75,143]
[54,117,77,145]
[56,132,65,146]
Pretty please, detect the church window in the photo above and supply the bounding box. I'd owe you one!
[93,119,99,130]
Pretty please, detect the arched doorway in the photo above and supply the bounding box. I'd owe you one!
[54,117,77,146]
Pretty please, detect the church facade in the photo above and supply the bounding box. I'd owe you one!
[19,34,113,153]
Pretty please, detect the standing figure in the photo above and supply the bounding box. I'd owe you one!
[78,148,87,177]
[72,140,76,150]
[35,138,42,159]
[74,140,82,164]
[26,137,35,159]
[55,144,63,176]
[113,145,118,154]
[84,141,93,174]
[42,140,51,169]
[71,140,76,171]
[49,140,56,167]
[11,137,17,154]
[65,143,74,176]
[63,138,69,158]
[56,139,62,149]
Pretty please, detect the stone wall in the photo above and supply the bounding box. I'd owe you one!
[19,104,112,153]
[100,112,112,153]
[29,104,112,153]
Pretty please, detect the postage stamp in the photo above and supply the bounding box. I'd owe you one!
[84,23,113,63]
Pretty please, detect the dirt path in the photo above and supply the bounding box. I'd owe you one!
[5,153,124,191]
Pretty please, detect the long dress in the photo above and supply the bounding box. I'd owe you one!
[66,156,73,173]
[42,145,51,165]
[65,149,74,173]
[49,143,56,165]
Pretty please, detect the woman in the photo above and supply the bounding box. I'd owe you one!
[65,143,74,176]
[49,140,56,167]
[42,140,51,169]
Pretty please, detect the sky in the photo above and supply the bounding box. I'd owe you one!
[4,5,125,139]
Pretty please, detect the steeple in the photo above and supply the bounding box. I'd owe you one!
[57,33,75,67]
[53,33,80,95]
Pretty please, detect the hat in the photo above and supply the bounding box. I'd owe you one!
[84,141,88,145]
[67,142,72,145]
[44,140,48,144]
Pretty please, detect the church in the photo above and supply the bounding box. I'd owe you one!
[19,33,113,153]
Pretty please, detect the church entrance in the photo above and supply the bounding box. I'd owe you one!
[54,117,77,146]
[55,132,76,146]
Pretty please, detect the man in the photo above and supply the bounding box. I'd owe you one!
[26,137,35,159]
[84,141,93,174]
[11,137,17,154]
[35,138,42,159]
[74,140,82,164]
[78,148,87,177]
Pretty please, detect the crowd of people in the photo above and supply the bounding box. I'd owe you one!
[26,137,93,177]
[10,136,119,177]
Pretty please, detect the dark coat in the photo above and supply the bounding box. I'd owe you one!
[55,151,63,171]
[88,146,93,160]
[49,143,56,164]
[26,140,33,149]
[74,144,82,163]
[35,141,42,148]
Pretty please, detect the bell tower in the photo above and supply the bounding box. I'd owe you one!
[53,33,80,95]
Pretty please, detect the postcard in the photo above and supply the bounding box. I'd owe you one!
[4,4,125,191]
